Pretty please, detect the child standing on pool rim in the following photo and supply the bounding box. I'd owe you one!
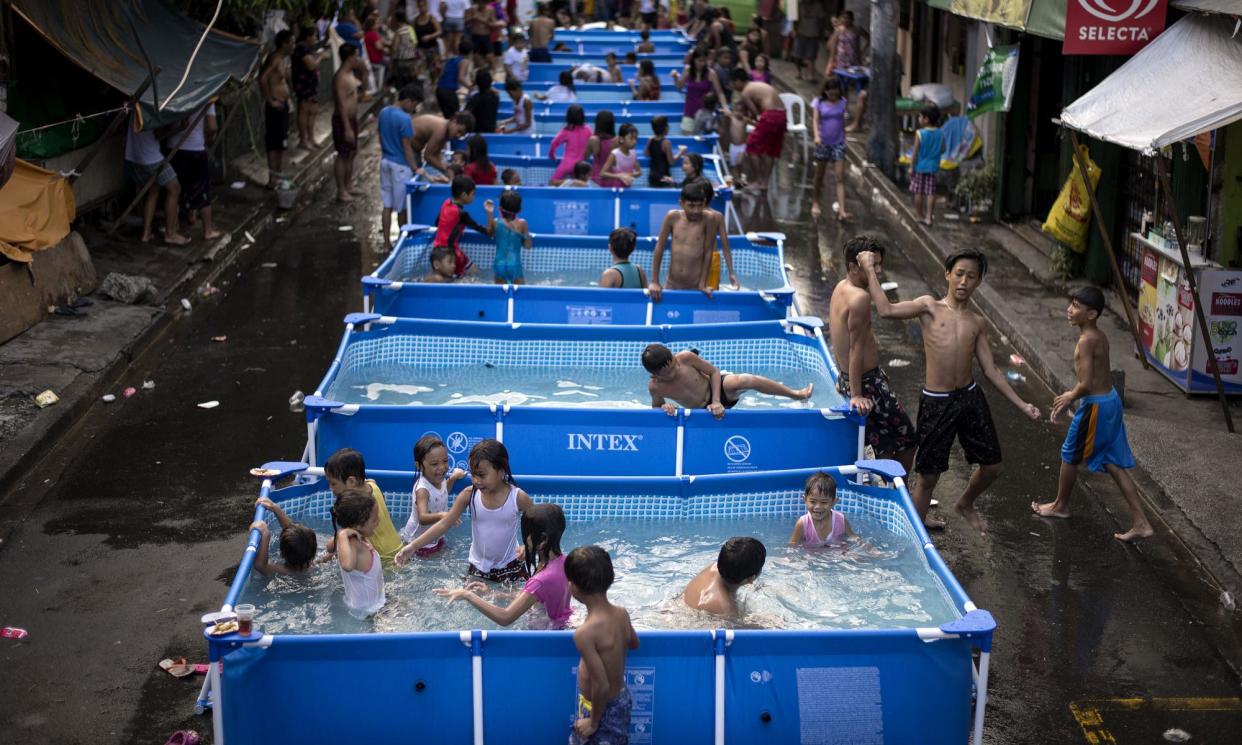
[321,448,404,561]
[493,190,532,285]
[395,439,535,582]
[1032,286,1154,542]
[565,545,639,745]
[332,487,387,617]
[434,503,573,629]
[401,434,467,556]
[789,472,856,547]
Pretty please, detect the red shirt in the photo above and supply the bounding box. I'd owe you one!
[463,161,496,186]
[434,197,489,276]
[364,30,384,63]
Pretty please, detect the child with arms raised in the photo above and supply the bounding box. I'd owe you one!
[251,496,317,576]
[493,190,532,285]
[401,434,467,555]
[333,487,387,617]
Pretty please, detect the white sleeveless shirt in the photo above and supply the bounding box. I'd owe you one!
[402,474,450,542]
[467,485,520,572]
[340,544,386,617]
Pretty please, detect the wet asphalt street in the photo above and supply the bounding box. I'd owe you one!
[1,137,1240,744]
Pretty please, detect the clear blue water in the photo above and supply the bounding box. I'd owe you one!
[238,515,959,634]
[327,366,835,408]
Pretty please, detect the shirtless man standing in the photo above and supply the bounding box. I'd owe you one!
[529,4,556,63]
[829,236,916,472]
[648,182,714,300]
[643,343,812,419]
[409,111,476,182]
[729,68,787,192]
[259,30,295,188]
[858,247,1040,532]
[332,44,368,202]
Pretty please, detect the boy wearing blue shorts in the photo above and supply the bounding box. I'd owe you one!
[1032,287,1154,542]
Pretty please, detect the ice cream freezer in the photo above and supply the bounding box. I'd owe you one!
[1131,232,1242,395]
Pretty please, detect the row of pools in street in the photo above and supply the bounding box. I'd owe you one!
[200,30,994,743]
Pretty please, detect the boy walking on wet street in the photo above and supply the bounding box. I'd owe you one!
[858,248,1040,533]
[1032,287,1154,542]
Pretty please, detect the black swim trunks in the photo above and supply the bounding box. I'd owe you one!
[836,367,916,456]
[713,373,741,410]
[467,556,530,583]
[914,382,1002,475]
[265,102,289,152]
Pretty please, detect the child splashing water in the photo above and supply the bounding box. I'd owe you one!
[333,488,387,617]
[396,439,535,582]
[789,472,856,547]
[401,434,467,556]
[434,503,572,628]
[494,191,532,285]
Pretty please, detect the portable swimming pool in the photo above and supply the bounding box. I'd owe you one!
[527,62,681,84]
[418,152,726,189]
[451,132,716,158]
[496,99,685,118]
[363,226,794,323]
[524,82,687,103]
[302,315,860,475]
[516,111,672,137]
[404,180,738,236]
[548,50,689,63]
[202,462,995,745]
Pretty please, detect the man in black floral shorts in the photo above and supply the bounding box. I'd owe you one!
[829,236,916,473]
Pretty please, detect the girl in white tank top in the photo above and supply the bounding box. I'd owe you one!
[333,490,387,617]
[402,436,467,555]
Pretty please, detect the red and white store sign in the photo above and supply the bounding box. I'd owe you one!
[1063,0,1168,56]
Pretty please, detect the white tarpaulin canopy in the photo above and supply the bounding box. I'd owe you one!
[1060,14,1242,154]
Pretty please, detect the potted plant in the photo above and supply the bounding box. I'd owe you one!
[954,166,997,219]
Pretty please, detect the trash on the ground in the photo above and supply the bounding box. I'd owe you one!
[34,390,59,408]
[1222,591,1236,611]
[275,217,287,224]
[887,359,911,368]
[929,499,939,507]
[1009,353,1027,366]
[142,380,156,390]
[1,627,29,640]
[123,386,138,398]
[338,225,353,232]
[1029,532,1041,537]
[158,658,208,678]
[180,298,192,311]
[1162,729,1191,743]
[197,283,220,297]
[99,272,156,304]
[244,231,256,243]
[230,181,246,190]
[1005,371,1026,383]
[260,262,278,268]
[101,394,117,403]
[943,212,960,221]
[289,390,305,412]
[880,281,899,292]
[1000,335,1010,345]
[197,400,220,409]
[211,335,228,343]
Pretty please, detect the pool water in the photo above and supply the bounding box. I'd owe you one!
[240,514,958,635]
[396,267,769,291]
[327,367,835,409]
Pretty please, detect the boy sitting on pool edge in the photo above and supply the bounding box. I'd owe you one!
[643,343,813,419]
[683,536,767,617]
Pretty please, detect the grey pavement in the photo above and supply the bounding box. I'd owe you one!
[769,58,1242,669]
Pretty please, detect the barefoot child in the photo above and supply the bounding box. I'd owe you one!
[322,448,404,560]
[333,487,387,616]
[858,248,1041,533]
[811,78,849,221]
[434,175,496,277]
[682,536,766,617]
[643,343,813,419]
[434,503,572,628]
[909,105,943,226]
[788,472,855,547]
[401,434,467,555]
[494,190,532,284]
[395,439,535,582]
[828,236,916,472]
[251,497,317,576]
[423,245,459,283]
[565,545,639,744]
[1032,287,1154,542]
[598,227,648,289]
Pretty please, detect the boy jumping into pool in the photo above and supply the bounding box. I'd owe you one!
[829,235,916,473]
[433,174,495,277]
[857,248,1040,533]
[1032,287,1154,542]
[643,343,813,419]
[647,182,714,301]
[683,536,766,617]
[565,545,639,745]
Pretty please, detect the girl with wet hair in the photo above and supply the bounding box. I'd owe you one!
[332,487,386,617]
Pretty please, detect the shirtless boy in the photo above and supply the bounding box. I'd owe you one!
[643,343,813,419]
[729,68,787,192]
[529,3,556,62]
[1032,287,1154,542]
[858,247,1040,533]
[260,30,295,188]
[332,44,368,202]
[565,546,639,745]
[683,536,766,617]
[829,236,916,472]
[410,111,476,182]
[648,182,714,300]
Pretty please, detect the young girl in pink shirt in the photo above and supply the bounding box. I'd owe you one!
[549,104,593,184]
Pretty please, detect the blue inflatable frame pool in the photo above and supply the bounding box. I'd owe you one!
[200,462,995,745]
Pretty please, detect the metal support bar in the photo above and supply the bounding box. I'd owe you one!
[971,651,991,745]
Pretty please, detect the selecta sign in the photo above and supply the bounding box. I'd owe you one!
[1063,0,1167,55]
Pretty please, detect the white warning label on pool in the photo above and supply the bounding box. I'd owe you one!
[553,200,590,235]
[569,665,655,744]
[796,666,882,744]
[566,305,614,324]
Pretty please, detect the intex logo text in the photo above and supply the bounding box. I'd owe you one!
[567,433,642,451]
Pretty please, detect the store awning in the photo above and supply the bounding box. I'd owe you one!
[0,112,18,189]
[941,0,1066,41]
[1060,14,1242,153]
[1172,0,1242,14]
[8,0,260,129]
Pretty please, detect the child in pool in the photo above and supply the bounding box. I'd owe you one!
[537,70,577,103]
[558,160,593,188]
[433,175,495,277]
[395,439,535,582]
[682,536,766,617]
[500,168,521,186]
[493,191,532,284]
[498,78,534,134]
[548,104,592,185]
[321,448,404,561]
[643,342,813,419]
[434,503,572,628]
[599,123,642,187]
[566,545,639,744]
[645,115,687,188]
[789,472,856,547]
[422,245,459,283]
[250,496,317,576]
[401,434,467,555]
[462,134,496,186]
[598,227,648,289]
[333,487,387,616]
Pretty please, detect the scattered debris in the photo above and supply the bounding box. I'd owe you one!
[289,391,305,412]
[887,359,911,368]
[230,181,246,190]
[180,298,192,311]
[244,231,256,243]
[99,272,156,304]
[211,335,228,343]
[1009,353,1026,366]
[1029,532,1041,538]
[944,212,961,221]
[1162,729,1191,743]
[1,627,29,640]
[1223,591,1236,611]
[260,262,278,268]
[142,380,156,390]
[1005,371,1026,383]
[34,390,59,408]
[101,394,117,403]
[880,281,899,292]
[123,387,138,398]
[197,400,220,409]
[197,283,221,297]
[338,225,353,232]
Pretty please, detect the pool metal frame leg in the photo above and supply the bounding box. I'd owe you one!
[712,628,734,745]
[972,651,991,745]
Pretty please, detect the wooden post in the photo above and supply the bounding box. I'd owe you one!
[70,75,156,183]
[1155,155,1235,433]
[1067,130,1150,371]
[107,103,212,237]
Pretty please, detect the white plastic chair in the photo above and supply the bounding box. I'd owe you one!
[780,92,810,164]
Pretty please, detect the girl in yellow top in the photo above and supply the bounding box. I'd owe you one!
[322,448,404,560]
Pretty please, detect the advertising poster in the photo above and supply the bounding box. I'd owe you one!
[950,0,1031,28]
[1195,270,1242,390]
[1137,247,1191,373]
[1063,0,1168,56]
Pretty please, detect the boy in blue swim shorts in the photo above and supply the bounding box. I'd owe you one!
[1032,287,1154,542]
